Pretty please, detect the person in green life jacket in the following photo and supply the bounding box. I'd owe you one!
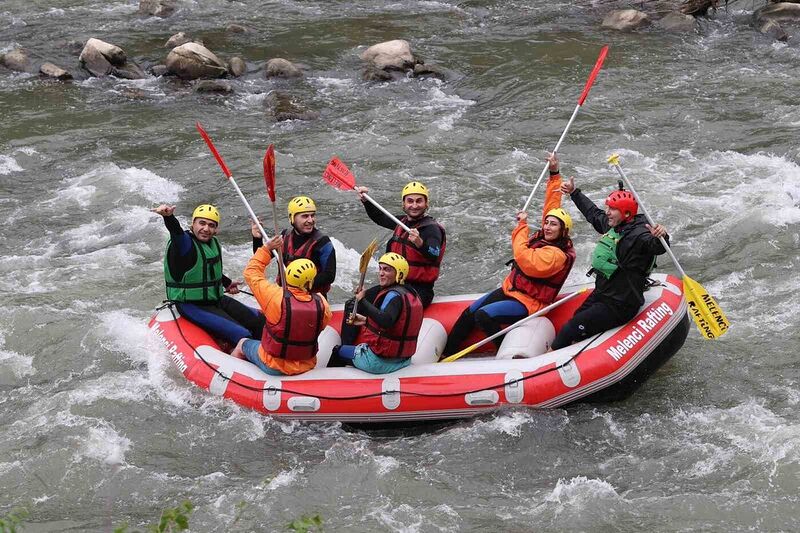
[153,203,265,346]
[550,179,669,350]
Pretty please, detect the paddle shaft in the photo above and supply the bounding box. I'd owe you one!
[609,163,686,278]
[361,191,412,232]
[521,103,581,213]
[441,288,585,363]
[348,271,368,324]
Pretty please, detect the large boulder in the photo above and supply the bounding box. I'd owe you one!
[139,0,177,17]
[264,58,302,78]
[40,62,73,80]
[165,32,192,48]
[757,19,789,41]
[228,57,246,77]
[754,2,800,23]
[1,49,31,72]
[656,12,696,32]
[165,42,227,80]
[360,39,416,71]
[602,9,651,31]
[79,38,145,79]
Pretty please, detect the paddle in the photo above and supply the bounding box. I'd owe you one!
[195,122,284,271]
[606,154,729,339]
[322,156,412,232]
[521,45,609,213]
[440,288,587,363]
[262,144,287,286]
[347,238,380,324]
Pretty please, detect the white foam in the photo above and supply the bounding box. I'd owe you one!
[81,425,131,466]
[0,328,35,379]
[0,155,23,175]
[266,467,303,490]
[545,476,622,506]
[374,455,400,476]
[331,237,379,291]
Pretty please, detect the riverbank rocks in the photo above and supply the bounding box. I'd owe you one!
[602,9,651,31]
[40,62,73,80]
[360,39,416,71]
[264,58,302,78]
[754,3,800,40]
[656,12,696,32]
[79,38,145,79]
[0,49,31,72]
[139,0,177,17]
[165,42,227,80]
[265,91,319,121]
[228,57,246,77]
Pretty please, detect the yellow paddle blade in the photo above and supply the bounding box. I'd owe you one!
[607,153,621,166]
[358,238,379,273]
[683,275,730,339]
[440,343,478,363]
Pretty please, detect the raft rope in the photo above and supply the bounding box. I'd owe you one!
[164,302,604,402]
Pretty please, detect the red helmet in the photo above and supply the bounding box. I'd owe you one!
[605,190,638,221]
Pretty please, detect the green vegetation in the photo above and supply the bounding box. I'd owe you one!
[0,507,29,533]
[287,514,323,532]
[114,500,194,533]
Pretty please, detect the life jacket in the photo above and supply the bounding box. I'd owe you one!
[261,291,325,361]
[387,216,446,284]
[277,228,331,295]
[506,232,576,304]
[590,227,655,280]
[164,233,224,304]
[361,285,424,359]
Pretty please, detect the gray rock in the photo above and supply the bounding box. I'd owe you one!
[149,64,169,76]
[757,19,789,41]
[413,62,446,80]
[64,40,85,56]
[360,39,415,71]
[111,62,147,79]
[194,80,233,93]
[362,65,397,82]
[39,62,73,80]
[656,12,696,32]
[226,23,249,33]
[264,91,319,121]
[139,0,177,17]
[754,2,800,23]
[602,9,651,31]
[265,58,302,78]
[228,56,246,77]
[1,48,30,72]
[165,32,192,48]
[165,42,227,80]
[79,38,145,79]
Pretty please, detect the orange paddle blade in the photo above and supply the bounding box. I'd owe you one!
[322,157,356,191]
[263,144,276,202]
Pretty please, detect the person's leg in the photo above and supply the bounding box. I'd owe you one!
[351,345,411,374]
[443,288,503,355]
[408,284,434,308]
[551,297,637,350]
[473,297,528,349]
[176,302,254,345]
[327,344,356,367]
[239,339,285,375]
[219,296,265,338]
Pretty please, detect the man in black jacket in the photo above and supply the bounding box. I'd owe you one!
[550,178,669,350]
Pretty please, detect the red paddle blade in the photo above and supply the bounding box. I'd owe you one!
[195,122,232,178]
[322,156,356,191]
[578,44,609,106]
[263,144,276,202]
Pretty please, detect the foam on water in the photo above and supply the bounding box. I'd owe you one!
[266,467,303,490]
[0,154,23,175]
[0,326,35,380]
[81,425,131,466]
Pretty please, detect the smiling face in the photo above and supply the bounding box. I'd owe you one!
[292,211,316,235]
[605,205,626,228]
[402,194,428,220]
[378,263,397,287]
[542,215,564,242]
[191,217,219,242]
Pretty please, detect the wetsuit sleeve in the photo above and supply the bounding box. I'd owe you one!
[638,231,670,255]
[540,173,563,227]
[243,248,283,314]
[359,290,402,329]
[417,223,443,261]
[363,200,401,231]
[570,189,610,234]
[221,275,232,289]
[510,222,568,278]
[311,236,336,290]
[252,236,263,254]
[163,215,197,281]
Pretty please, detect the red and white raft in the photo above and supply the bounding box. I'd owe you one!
[148,273,689,424]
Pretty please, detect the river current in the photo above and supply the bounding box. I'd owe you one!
[2,1,799,531]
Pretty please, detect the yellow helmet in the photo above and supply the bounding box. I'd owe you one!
[285,259,317,290]
[287,196,317,224]
[545,207,572,235]
[378,252,409,285]
[401,181,429,201]
[192,204,220,224]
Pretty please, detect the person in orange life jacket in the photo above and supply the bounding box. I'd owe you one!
[550,177,668,350]
[442,153,576,357]
[154,203,265,346]
[231,236,332,376]
[354,181,445,308]
[328,253,424,374]
[251,196,336,297]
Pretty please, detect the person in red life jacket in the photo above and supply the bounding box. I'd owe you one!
[154,203,265,346]
[442,153,576,357]
[328,253,423,374]
[251,196,336,297]
[550,177,668,350]
[354,181,445,308]
[231,236,332,376]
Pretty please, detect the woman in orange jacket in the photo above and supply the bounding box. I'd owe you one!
[442,153,576,357]
[231,236,332,375]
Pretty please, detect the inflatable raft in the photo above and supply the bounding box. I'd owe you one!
[148,273,689,423]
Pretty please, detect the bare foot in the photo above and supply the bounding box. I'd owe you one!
[230,338,247,359]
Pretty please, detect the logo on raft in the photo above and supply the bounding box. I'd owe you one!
[150,322,189,374]
[606,302,674,361]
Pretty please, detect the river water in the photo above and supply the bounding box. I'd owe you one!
[2,0,799,531]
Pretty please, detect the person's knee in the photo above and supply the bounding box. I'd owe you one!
[474,309,497,333]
